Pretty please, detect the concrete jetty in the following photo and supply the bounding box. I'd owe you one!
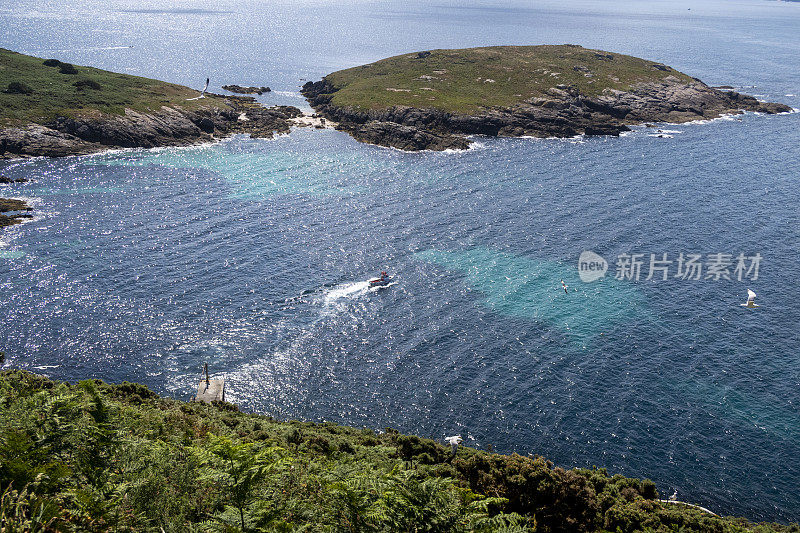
[194,363,225,403]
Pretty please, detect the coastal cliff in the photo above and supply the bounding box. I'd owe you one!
[0,49,302,159]
[302,45,792,151]
[0,101,302,159]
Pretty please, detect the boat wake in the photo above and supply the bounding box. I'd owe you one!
[221,277,396,405]
[323,278,396,308]
[324,280,372,305]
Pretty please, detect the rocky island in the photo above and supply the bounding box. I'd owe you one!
[0,48,302,159]
[2,46,790,157]
[302,45,793,151]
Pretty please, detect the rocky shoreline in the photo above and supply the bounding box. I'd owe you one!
[1,46,793,157]
[0,197,33,229]
[222,84,271,95]
[302,76,792,151]
[0,96,302,159]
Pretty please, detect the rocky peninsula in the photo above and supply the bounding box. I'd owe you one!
[302,45,792,151]
[0,49,302,159]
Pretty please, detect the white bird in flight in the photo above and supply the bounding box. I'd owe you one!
[741,289,758,308]
[561,279,568,294]
[445,435,462,456]
[187,78,210,101]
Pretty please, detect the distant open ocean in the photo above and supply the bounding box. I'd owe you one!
[2,0,799,523]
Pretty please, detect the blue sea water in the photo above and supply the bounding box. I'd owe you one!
[2,0,800,523]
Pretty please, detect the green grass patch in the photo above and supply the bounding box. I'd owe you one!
[323,45,694,114]
[0,48,228,126]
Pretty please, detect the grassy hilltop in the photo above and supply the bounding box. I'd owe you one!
[0,48,222,126]
[1,370,797,532]
[0,49,301,159]
[320,45,695,114]
[301,44,786,150]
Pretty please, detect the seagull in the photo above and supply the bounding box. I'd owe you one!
[741,289,758,308]
[445,435,462,456]
[561,279,568,295]
[186,78,210,101]
[669,490,678,502]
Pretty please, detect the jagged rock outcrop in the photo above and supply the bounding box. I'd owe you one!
[340,120,470,151]
[0,197,33,228]
[302,75,792,151]
[222,84,271,95]
[0,176,27,184]
[227,104,303,138]
[0,98,302,159]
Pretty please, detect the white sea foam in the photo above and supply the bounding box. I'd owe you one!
[324,281,371,305]
[322,279,395,307]
[86,138,230,160]
[441,143,478,154]
[681,112,741,126]
[219,276,398,404]
[272,90,304,99]
[3,194,41,207]
[383,139,478,154]
[363,134,488,154]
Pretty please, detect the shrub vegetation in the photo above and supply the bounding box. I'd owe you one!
[0,370,797,532]
[4,82,33,95]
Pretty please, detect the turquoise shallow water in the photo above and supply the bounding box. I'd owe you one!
[2,0,800,523]
[90,135,368,198]
[414,248,648,344]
